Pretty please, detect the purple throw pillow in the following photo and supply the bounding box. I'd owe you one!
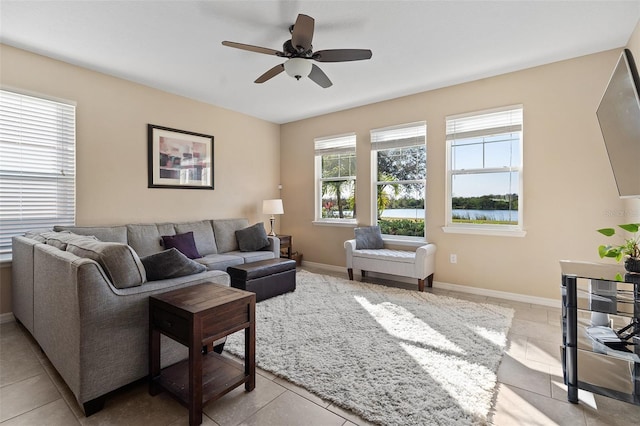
[161,231,201,259]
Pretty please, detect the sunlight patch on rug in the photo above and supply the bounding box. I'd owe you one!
[354,295,465,354]
[225,270,514,426]
[399,341,497,420]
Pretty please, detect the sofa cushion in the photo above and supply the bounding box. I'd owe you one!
[53,225,128,243]
[126,224,169,258]
[174,220,217,255]
[352,248,416,263]
[227,250,275,263]
[140,248,206,281]
[65,240,147,288]
[212,218,249,253]
[40,231,99,250]
[196,254,244,271]
[236,223,270,252]
[161,232,201,259]
[354,226,384,250]
[23,228,54,242]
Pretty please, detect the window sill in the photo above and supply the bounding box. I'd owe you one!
[442,225,526,237]
[312,219,358,228]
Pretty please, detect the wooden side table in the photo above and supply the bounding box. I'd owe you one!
[149,283,256,426]
[277,234,292,259]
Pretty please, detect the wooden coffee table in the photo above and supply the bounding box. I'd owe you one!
[149,283,256,426]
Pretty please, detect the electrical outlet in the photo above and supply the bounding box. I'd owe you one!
[450,254,457,264]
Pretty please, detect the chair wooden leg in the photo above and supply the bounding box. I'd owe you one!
[418,274,434,291]
[347,268,353,280]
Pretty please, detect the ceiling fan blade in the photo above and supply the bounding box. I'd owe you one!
[308,64,332,88]
[291,14,314,52]
[255,64,285,83]
[313,49,373,62]
[222,41,283,56]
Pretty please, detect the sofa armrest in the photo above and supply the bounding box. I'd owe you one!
[267,235,280,256]
[12,236,40,333]
[344,239,356,267]
[415,243,437,279]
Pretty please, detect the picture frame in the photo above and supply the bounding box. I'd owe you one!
[147,124,214,190]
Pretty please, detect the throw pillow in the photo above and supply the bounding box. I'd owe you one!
[141,248,206,281]
[65,240,146,289]
[235,223,270,252]
[161,231,201,259]
[354,226,384,249]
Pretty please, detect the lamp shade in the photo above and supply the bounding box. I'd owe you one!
[284,58,312,80]
[262,199,284,215]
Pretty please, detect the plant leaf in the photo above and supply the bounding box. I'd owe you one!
[598,245,608,258]
[619,223,639,233]
[597,228,616,237]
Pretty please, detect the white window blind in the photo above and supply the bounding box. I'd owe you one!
[0,90,76,260]
[314,133,356,155]
[371,121,426,150]
[446,107,522,140]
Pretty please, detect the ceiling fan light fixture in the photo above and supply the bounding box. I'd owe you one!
[284,58,312,80]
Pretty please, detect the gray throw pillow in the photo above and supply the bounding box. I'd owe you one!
[354,226,384,249]
[141,248,207,281]
[235,223,270,252]
[65,240,146,288]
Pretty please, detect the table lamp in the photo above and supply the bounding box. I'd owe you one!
[262,199,284,236]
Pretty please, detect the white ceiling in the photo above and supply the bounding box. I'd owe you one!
[1,1,639,124]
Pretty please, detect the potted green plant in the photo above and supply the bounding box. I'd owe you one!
[597,223,640,273]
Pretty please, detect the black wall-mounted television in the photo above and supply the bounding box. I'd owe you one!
[596,48,640,198]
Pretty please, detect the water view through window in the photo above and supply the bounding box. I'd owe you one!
[447,107,523,228]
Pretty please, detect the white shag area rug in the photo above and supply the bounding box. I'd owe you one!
[225,270,514,426]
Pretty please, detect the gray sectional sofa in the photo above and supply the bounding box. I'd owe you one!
[11,218,279,416]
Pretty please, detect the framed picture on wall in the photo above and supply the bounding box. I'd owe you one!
[147,124,214,190]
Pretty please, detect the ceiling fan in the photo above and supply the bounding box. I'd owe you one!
[222,14,372,88]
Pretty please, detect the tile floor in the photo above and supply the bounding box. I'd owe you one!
[1,267,639,425]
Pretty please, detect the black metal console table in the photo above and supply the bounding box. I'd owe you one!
[561,260,639,405]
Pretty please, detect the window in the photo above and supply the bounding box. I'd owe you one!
[0,90,76,260]
[445,106,523,235]
[314,133,356,223]
[371,122,426,238]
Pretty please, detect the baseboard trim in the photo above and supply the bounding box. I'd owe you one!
[0,312,15,324]
[301,260,345,274]
[301,260,561,308]
[434,281,560,308]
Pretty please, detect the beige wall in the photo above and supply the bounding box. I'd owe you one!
[3,19,640,313]
[0,44,281,315]
[280,47,633,301]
